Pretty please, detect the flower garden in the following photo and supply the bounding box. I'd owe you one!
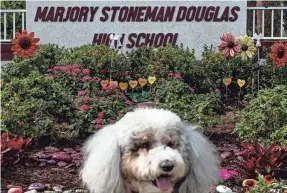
[1,28,287,193]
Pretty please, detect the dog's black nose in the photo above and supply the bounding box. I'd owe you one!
[161,160,174,172]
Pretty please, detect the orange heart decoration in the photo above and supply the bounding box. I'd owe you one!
[119,82,128,91]
[110,80,118,87]
[138,78,147,87]
[129,80,138,89]
[101,80,109,88]
[223,78,232,86]
[237,79,246,88]
[148,76,156,85]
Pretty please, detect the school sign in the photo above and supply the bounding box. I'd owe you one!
[26,1,247,58]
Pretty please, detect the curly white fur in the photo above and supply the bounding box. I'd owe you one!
[81,108,219,193]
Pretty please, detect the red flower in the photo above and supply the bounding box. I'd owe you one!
[82,68,90,74]
[270,41,287,68]
[11,30,40,59]
[218,32,240,58]
[77,104,88,111]
[78,90,86,96]
[82,76,91,82]
[98,112,104,118]
[83,95,90,102]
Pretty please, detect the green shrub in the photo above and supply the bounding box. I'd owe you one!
[153,78,223,127]
[235,85,287,145]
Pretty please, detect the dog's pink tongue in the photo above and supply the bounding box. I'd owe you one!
[156,177,171,192]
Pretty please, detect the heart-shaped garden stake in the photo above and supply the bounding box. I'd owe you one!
[101,80,109,88]
[237,79,245,88]
[119,82,128,91]
[148,76,156,85]
[223,77,232,101]
[138,78,147,87]
[129,80,138,89]
[237,79,245,103]
[223,77,232,86]
[110,80,118,87]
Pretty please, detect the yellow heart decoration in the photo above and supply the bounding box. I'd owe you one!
[148,76,156,85]
[237,79,246,88]
[110,80,118,87]
[223,77,232,86]
[138,78,147,87]
[119,82,128,91]
[129,80,138,89]
[101,80,109,88]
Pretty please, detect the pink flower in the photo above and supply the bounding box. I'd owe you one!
[73,98,78,103]
[108,120,116,124]
[218,32,240,58]
[78,90,87,96]
[168,72,174,77]
[83,95,90,102]
[188,87,195,93]
[66,71,72,75]
[47,69,53,73]
[160,58,165,62]
[95,118,103,124]
[54,66,61,70]
[18,121,24,127]
[219,168,238,181]
[99,97,106,100]
[215,88,221,93]
[82,76,91,82]
[98,112,104,118]
[173,73,182,79]
[125,100,132,105]
[99,69,105,73]
[94,124,102,129]
[74,68,81,74]
[82,68,90,74]
[72,64,79,68]
[77,104,89,111]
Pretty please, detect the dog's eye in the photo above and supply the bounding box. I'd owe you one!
[167,142,175,148]
[139,142,149,149]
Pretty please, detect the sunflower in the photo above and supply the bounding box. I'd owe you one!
[270,41,287,68]
[11,30,40,59]
[218,32,240,58]
[238,35,257,61]
[242,179,257,190]
[263,175,275,184]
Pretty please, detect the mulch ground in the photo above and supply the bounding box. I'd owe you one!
[2,111,246,192]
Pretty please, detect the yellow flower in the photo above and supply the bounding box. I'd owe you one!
[238,35,257,61]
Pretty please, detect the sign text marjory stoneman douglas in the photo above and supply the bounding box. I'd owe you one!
[34,6,240,22]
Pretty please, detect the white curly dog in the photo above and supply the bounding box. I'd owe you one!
[81,108,219,193]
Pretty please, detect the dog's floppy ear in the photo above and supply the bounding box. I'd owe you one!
[178,123,219,193]
[80,125,124,193]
